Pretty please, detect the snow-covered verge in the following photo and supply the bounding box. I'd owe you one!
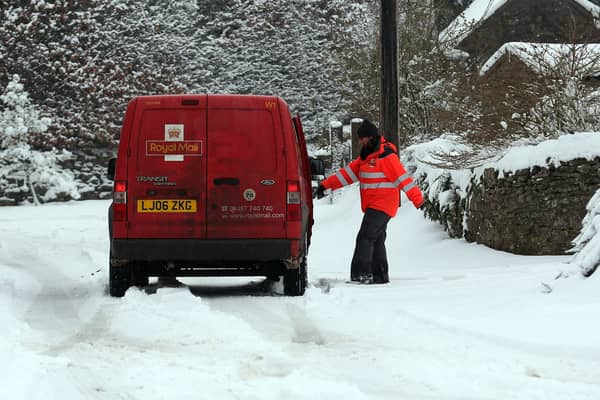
[1,190,599,399]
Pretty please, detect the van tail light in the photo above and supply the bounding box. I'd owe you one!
[113,180,127,221]
[287,180,301,221]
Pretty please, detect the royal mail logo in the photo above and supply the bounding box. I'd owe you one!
[164,124,184,161]
[146,140,203,156]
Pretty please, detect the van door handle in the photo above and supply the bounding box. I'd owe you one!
[213,177,240,186]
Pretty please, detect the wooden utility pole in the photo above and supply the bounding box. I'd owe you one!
[380,0,399,148]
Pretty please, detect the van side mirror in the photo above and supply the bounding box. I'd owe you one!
[309,157,325,180]
[107,158,117,180]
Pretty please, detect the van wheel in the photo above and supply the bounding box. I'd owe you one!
[283,257,307,296]
[109,263,131,297]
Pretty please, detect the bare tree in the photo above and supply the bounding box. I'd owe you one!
[397,0,476,144]
[517,41,600,139]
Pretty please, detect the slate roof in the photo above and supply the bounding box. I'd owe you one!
[479,42,600,76]
[439,0,600,49]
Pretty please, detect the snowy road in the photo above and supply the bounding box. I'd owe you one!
[1,188,600,399]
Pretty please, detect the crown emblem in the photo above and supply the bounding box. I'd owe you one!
[167,128,181,139]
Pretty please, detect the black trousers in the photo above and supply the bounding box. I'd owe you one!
[350,208,391,282]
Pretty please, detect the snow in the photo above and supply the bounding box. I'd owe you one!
[577,0,600,24]
[1,187,600,398]
[478,131,600,176]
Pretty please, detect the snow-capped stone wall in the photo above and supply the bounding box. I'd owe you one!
[405,133,600,255]
[466,158,600,254]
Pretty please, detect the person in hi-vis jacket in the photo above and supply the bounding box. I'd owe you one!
[314,119,424,284]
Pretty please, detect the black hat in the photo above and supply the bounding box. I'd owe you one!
[357,119,379,138]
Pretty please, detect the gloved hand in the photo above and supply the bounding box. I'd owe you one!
[314,184,326,199]
[417,201,425,210]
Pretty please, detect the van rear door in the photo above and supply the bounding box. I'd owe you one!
[292,114,314,245]
[127,95,207,239]
[206,95,286,239]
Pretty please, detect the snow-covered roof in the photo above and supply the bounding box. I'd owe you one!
[439,0,600,49]
[479,42,600,76]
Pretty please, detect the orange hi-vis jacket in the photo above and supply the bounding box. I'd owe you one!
[321,138,424,218]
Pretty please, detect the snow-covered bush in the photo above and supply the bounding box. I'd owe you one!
[0,75,79,204]
[570,188,600,277]
[401,135,474,237]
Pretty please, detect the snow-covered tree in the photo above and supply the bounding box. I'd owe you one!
[0,1,103,149]
[0,75,78,204]
[185,0,373,135]
[570,188,600,277]
[0,0,370,149]
[332,1,379,126]
[0,75,50,149]
[0,1,376,202]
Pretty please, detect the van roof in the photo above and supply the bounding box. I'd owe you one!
[132,94,287,102]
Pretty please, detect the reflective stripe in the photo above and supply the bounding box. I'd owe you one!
[361,182,397,189]
[359,171,386,179]
[403,182,417,192]
[398,172,411,183]
[344,165,358,182]
[392,172,412,188]
[336,171,349,186]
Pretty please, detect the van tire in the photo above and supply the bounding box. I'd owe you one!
[109,263,131,297]
[283,257,307,296]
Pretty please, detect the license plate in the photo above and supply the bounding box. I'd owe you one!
[137,199,197,213]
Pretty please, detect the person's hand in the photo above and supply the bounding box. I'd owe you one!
[417,201,425,210]
[314,184,326,199]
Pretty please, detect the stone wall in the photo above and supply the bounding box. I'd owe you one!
[420,157,600,255]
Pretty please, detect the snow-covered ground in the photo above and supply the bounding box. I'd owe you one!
[1,186,599,400]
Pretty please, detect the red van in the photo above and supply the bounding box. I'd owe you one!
[107,94,323,297]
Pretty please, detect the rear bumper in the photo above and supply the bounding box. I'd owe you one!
[111,238,291,262]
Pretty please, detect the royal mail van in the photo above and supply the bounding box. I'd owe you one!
[107,94,324,297]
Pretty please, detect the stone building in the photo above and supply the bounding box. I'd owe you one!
[438,0,600,135]
[477,42,600,132]
[440,0,600,63]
